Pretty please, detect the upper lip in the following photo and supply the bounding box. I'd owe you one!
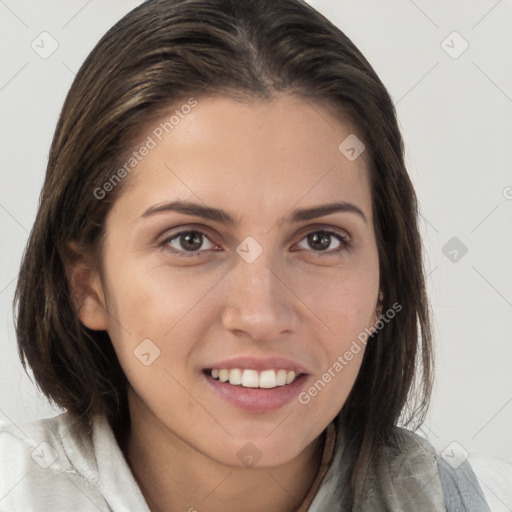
[204,356,309,374]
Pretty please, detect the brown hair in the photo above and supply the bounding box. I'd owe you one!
[14,0,433,504]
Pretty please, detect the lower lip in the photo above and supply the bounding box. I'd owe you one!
[202,372,308,413]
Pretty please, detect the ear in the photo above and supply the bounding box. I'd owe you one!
[64,242,109,331]
[370,291,385,330]
[376,291,384,315]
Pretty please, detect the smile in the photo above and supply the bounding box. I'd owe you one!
[206,368,300,389]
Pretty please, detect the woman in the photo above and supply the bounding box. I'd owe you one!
[0,0,503,510]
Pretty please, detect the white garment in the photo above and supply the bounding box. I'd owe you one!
[0,413,147,512]
[0,412,510,511]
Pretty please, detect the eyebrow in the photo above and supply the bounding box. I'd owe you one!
[140,200,367,225]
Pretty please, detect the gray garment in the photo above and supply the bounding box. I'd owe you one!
[0,412,492,511]
[308,421,491,511]
[437,456,490,512]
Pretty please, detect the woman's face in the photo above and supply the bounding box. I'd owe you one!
[84,93,380,467]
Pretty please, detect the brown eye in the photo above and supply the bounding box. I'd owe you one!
[162,230,216,255]
[296,230,349,253]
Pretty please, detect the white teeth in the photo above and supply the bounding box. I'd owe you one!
[209,368,298,388]
[276,369,287,386]
[259,369,276,388]
[228,368,242,385]
[241,369,259,388]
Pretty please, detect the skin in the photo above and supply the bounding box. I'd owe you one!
[71,93,381,512]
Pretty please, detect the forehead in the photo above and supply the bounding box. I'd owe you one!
[111,93,373,225]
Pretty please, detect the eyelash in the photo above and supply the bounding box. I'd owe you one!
[159,228,351,258]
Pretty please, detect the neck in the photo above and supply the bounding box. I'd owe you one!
[121,390,326,512]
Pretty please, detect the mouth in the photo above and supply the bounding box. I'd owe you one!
[203,367,303,389]
[202,366,309,413]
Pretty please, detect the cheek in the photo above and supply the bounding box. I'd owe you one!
[298,349,364,416]
[104,256,218,335]
[100,265,200,414]
[294,258,379,339]
[292,255,378,407]
[101,258,224,387]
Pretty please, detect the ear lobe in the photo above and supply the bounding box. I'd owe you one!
[370,291,385,330]
[376,291,384,316]
[64,242,109,331]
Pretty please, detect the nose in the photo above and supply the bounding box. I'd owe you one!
[221,251,298,342]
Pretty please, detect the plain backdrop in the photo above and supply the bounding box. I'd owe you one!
[1,0,511,469]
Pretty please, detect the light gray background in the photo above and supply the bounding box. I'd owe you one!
[1,0,511,469]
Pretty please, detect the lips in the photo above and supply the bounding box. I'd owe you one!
[201,356,310,412]
[203,371,308,413]
[204,356,309,374]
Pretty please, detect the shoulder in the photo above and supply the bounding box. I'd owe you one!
[376,427,447,509]
[381,425,440,470]
[467,452,512,511]
[0,412,109,512]
[386,427,510,511]
[0,411,94,474]
[0,412,84,475]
